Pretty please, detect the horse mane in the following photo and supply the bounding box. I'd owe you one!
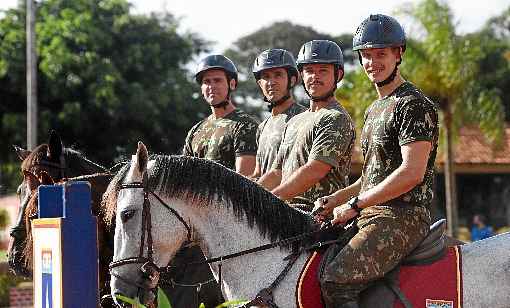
[102,155,316,249]
[21,143,107,176]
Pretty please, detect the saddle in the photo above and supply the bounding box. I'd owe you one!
[319,219,448,308]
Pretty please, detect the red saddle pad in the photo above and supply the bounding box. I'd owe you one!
[295,246,463,308]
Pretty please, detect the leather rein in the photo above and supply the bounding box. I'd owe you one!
[108,174,337,307]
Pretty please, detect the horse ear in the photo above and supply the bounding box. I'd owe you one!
[47,130,63,160]
[13,145,31,161]
[38,171,55,185]
[136,141,148,174]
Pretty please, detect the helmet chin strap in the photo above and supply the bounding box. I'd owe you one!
[303,68,338,103]
[303,83,336,103]
[263,74,295,111]
[265,93,290,111]
[211,83,234,109]
[211,100,229,109]
[375,64,398,87]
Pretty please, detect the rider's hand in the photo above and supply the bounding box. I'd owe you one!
[312,194,337,222]
[331,204,358,225]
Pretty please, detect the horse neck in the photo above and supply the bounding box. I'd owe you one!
[184,198,306,303]
[64,151,106,177]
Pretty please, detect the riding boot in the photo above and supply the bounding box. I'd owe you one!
[321,281,359,308]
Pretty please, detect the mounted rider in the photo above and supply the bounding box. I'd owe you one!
[174,55,259,307]
[313,14,439,307]
[258,40,355,211]
[250,48,306,180]
[183,54,259,176]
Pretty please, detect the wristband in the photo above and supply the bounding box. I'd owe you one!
[347,196,361,213]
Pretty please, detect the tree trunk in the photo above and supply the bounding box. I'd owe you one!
[444,106,458,237]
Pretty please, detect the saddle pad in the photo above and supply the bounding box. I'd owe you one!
[296,251,324,308]
[296,246,462,308]
[396,246,463,308]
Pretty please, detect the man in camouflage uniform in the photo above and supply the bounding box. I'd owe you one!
[258,40,355,211]
[250,48,306,179]
[313,14,439,307]
[171,55,258,308]
[183,54,259,176]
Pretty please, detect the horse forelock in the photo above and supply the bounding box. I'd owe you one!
[105,155,315,249]
[102,162,131,228]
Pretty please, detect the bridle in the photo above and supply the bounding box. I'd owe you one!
[10,155,68,239]
[108,172,192,291]
[108,172,349,307]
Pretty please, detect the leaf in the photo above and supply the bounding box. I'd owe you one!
[215,299,249,308]
[114,294,147,308]
[157,287,172,308]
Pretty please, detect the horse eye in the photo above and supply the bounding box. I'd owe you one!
[121,210,136,223]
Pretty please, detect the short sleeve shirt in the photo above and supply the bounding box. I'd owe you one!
[183,109,259,170]
[256,103,306,175]
[274,100,355,204]
[360,82,439,210]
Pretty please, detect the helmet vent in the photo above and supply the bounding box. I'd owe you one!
[382,16,394,35]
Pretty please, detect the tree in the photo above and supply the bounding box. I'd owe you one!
[224,21,353,111]
[0,0,209,186]
[477,6,510,121]
[401,0,505,236]
[339,0,505,236]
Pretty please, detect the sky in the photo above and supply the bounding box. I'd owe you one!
[1,0,509,53]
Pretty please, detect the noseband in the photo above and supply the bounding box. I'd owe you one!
[108,173,192,290]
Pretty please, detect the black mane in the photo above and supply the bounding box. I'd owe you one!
[105,155,316,249]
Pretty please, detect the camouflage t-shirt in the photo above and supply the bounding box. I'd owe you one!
[360,81,439,214]
[256,103,306,175]
[183,109,259,170]
[274,100,355,205]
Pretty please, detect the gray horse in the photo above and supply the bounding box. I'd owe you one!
[108,142,510,308]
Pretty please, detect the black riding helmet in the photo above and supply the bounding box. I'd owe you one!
[253,49,299,110]
[353,14,406,52]
[296,40,344,101]
[195,54,238,86]
[252,49,299,82]
[353,14,406,86]
[195,55,238,109]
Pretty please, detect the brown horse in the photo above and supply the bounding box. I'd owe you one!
[7,131,115,306]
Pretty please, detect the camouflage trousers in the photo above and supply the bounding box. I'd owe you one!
[320,205,430,307]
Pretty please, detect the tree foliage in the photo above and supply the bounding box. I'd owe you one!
[476,6,510,121]
[0,0,209,169]
[338,0,507,146]
[399,0,505,146]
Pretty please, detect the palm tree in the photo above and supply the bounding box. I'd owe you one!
[338,0,505,236]
[401,0,505,236]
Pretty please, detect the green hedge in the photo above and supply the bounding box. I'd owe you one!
[0,162,21,195]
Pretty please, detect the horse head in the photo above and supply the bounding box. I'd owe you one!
[109,142,190,307]
[7,131,108,277]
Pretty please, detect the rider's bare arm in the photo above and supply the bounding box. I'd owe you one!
[249,161,262,180]
[236,155,256,177]
[317,177,362,213]
[356,140,432,209]
[257,168,282,190]
[271,159,331,201]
